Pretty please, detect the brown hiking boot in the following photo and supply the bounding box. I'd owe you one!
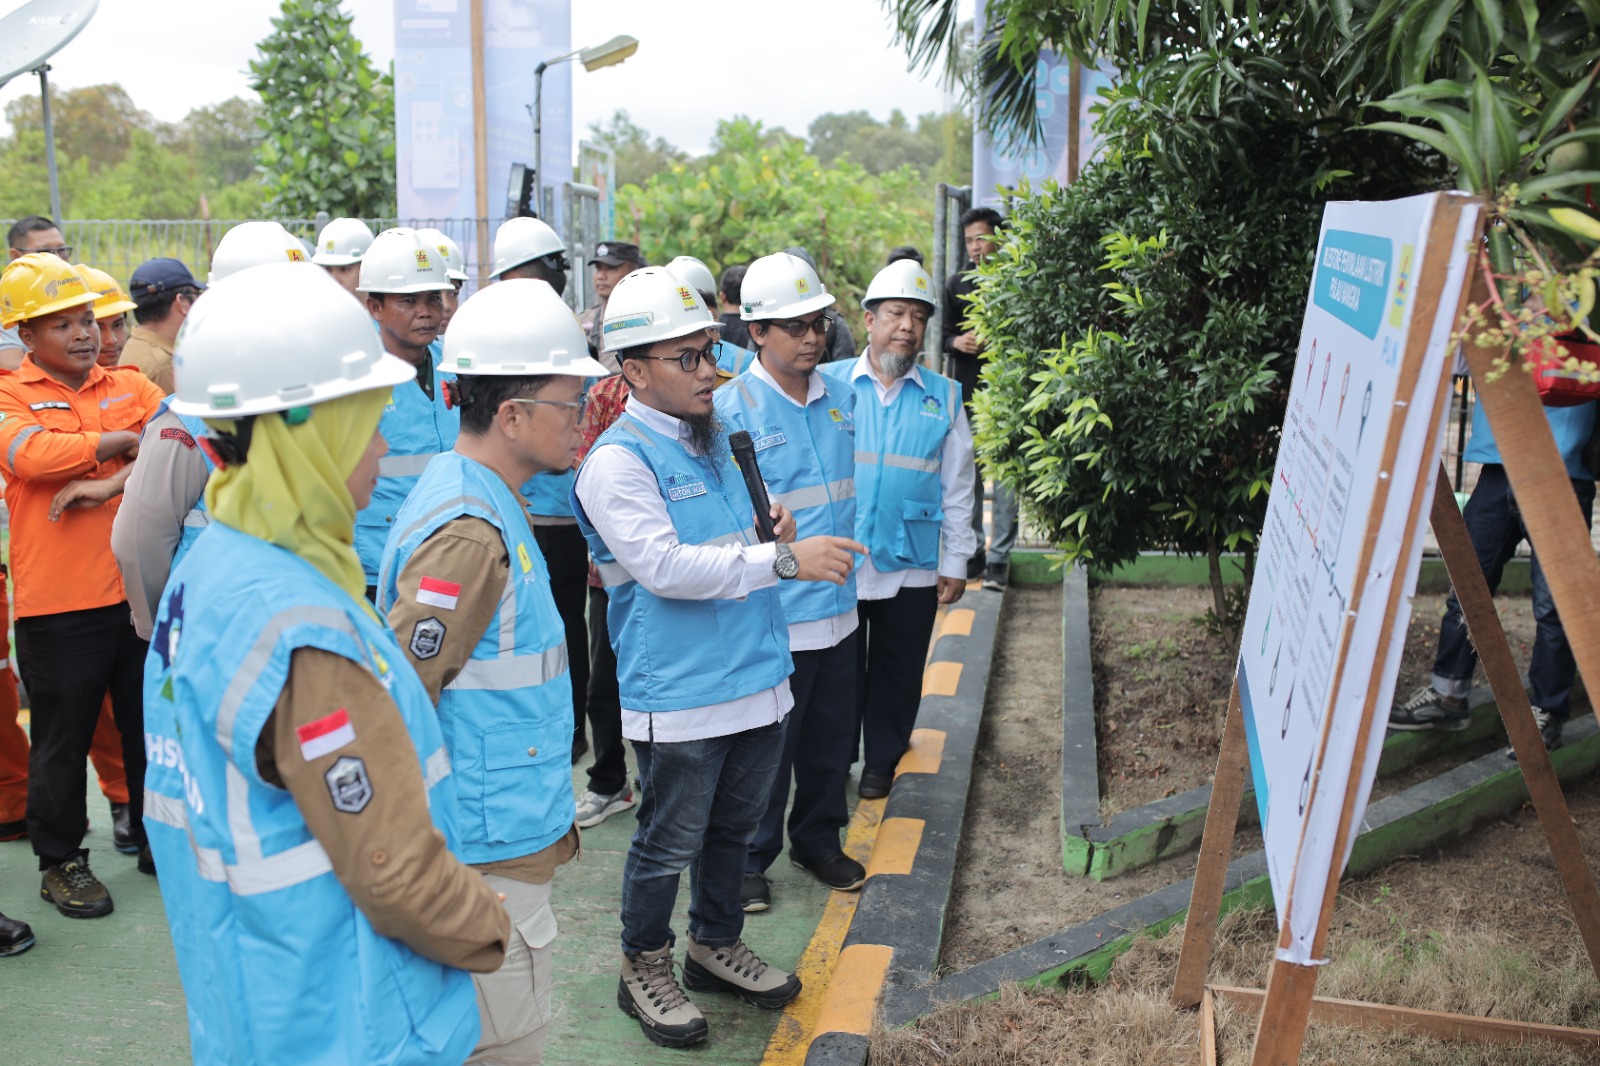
[617,945,708,1048]
[683,937,801,1009]
[40,855,114,918]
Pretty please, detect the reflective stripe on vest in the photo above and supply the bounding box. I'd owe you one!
[377,453,437,478]
[771,478,855,512]
[855,449,940,473]
[450,644,569,690]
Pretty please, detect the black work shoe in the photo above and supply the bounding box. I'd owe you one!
[741,872,771,913]
[571,732,590,765]
[0,818,24,842]
[1508,706,1564,762]
[0,911,35,956]
[1388,686,1470,731]
[41,855,113,918]
[618,946,707,1048]
[137,846,156,877]
[684,937,801,1009]
[111,802,138,855]
[791,851,866,891]
[858,771,892,799]
[966,554,986,581]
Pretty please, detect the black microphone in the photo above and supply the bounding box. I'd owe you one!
[727,430,776,543]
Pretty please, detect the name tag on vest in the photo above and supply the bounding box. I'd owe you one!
[664,473,707,501]
[752,426,787,450]
[29,401,71,411]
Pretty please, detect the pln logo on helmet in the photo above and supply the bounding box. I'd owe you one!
[794,278,810,294]
[414,250,433,271]
[676,286,697,310]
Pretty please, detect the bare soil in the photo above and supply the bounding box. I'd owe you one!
[923,581,1597,1063]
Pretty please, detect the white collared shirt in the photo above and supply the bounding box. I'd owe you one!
[745,357,860,652]
[842,352,977,600]
[576,395,792,742]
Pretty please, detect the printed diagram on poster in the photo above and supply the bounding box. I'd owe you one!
[1236,193,1481,965]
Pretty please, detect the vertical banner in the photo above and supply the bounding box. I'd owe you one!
[970,0,1113,207]
[1237,192,1480,965]
[393,0,571,276]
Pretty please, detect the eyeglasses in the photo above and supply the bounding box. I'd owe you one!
[764,314,832,339]
[12,245,72,259]
[635,342,718,373]
[508,396,589,418]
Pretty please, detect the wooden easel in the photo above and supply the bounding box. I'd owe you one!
[1172,249,1600,1061]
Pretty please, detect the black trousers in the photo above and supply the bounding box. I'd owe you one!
[747,634,858,872]
[584,585,628,796]
[534,524,592,749]
[18,603,149,868]
[856,586,939,777]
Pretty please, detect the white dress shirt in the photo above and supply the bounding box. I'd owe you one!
[575,395,793,742]
[745,357,860,652]
[842,353,978,601]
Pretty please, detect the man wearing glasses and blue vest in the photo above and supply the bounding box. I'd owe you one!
[715,252,864,914]
[575,267,863,1048]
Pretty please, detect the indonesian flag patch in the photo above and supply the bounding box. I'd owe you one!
[296,707,355,760]
[416,576,461,610]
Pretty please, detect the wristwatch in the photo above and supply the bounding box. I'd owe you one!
[773,543,799,580]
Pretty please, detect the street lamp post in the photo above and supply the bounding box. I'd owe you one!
[532,34,639,217]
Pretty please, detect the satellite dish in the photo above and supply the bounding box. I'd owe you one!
[0,0,99,91]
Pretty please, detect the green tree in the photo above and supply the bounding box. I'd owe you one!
[616,118,932,339]
[249,0,395,217]
[588,109,688,188]
[808,108,971,182]
[178,97,265,188]
[2,84,157,173]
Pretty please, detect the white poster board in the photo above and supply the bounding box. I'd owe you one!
[1237,192,1480,965]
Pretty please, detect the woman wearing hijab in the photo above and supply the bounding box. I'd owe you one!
[141,262,510,1065]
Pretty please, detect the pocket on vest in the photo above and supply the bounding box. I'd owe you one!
[894,499,943,567]
[481,726,569,844]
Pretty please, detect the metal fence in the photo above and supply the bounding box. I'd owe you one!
[927,182,972,370]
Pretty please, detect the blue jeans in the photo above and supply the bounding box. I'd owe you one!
[621,719,785,956]
[1432,464,1596,716]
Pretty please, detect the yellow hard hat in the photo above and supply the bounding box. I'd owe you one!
[74,264,138,320]
[1,253,99,328]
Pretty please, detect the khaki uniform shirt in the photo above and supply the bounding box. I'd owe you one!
[258,646,511,971]
[121,326,175,395]
[387,508,580,884]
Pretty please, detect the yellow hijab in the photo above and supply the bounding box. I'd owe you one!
[205,388,388,603]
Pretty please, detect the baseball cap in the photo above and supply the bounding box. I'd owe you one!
[129,258,206,300]
[589,241,647,268]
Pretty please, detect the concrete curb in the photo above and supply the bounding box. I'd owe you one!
[799,585,1005,1065]
[882,713,1600,1027]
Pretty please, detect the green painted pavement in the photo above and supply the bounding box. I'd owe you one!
[0,763,841,1064]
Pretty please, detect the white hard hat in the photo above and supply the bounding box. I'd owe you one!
[210,221,313,284]
[358,228,455,295]
[739,252,836,321]
[862,258,937,311]
[445,280,610,377]
[417,227,469,282]
[489,217,566,279]
[312,217,375,266]
[665,256,716,298]
[601,266,721,354]
[171,262,416,419]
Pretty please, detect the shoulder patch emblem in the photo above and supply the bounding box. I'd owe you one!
[159,427,197,449]
[325,756,372,814]
[409,617,446,660]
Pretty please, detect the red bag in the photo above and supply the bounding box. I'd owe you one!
[1530,331,1600,407]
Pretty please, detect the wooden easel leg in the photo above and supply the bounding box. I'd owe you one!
[1248,956,1320,1065]
[1172,682,1250,1008]
[1430,460,1600,980]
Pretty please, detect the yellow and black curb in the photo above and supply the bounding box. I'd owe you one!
[758,585,1004,1066]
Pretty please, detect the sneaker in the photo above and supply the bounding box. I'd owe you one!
[1388,686,1470,731]
[575,787,635,829]
[790,851,866,891]
[0,818,24,842]
[741,872,771,913]
[618,945,708,1048]
[683,937,801,1009]
[982,562,1008,591]
[40,855,113,918]
[0,911,35,956]
[111,801,138,855]
[1508,706,1564,762]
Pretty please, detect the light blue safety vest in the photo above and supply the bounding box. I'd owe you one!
[141,522,479,1066]
[522,469,576,519]
[356,339,459,583]
[714,368,857,626]
[147,395,217,567]
[715,339,756,378]
[379,452,576,864]
[821,360,959,573]
[1464,393,1597,481]
[572,412,792,711]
